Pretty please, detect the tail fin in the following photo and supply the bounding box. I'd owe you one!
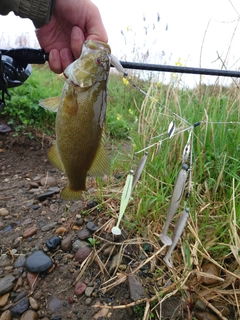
[60,185,84,201]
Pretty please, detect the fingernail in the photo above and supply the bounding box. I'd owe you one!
[72,26,81,39]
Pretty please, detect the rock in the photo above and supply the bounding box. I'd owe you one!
[74,282,87,296]
[78,228,91,240]
[87,200,98,209]
[40,176,57,187]
[0,293,10,307]
[0,208,9,216]
[93,306,109,319]
[85,298,92,305]
[128,274,147,301]
[35,191,57,201]
[75,247,92,263]
[46,236,61,251]
[0,310,12,320]
[55,227,67,235]
[10,296,29,315]
[86,221,98,232]
[1,224,14,233]
[29,182,39,188]
[109,253,121,275]
[14,254,26,268]
[26,272,39,291]
[20,310,38,320]
[103,246,118,257]
[0,124,11,133]
[25,251,53,273]
[75,217,84,226]
[22,226,38,239]
[13,291,27,303]
[72,240,89,252]
[61,235,72,252]
[85,286,94,297]
[29,297,39,310]
[41,222,57,232]
[47,296,64,313]
[0,275,15,296]
[202,263,220,285]
[0,254,12,267]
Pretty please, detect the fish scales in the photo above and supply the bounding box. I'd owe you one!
[40,40,111,200]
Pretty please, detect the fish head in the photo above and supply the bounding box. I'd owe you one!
[64,40,111,89]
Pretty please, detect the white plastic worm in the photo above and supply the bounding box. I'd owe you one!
[163,208,189,267]
[112,170,133,235]
[160,164,188,245]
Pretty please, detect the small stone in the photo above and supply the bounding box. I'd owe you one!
[47,296,64,313]
[109,253,121,275]
[22,226,38,239]
[87,200,98,209]
[14,254,26,268]
[75,217,84,226]
[93,306,109,319]
[78,228,91,240]
[40,176,57,187]
[103,246,118,257]
[0,293,10,307]
[202,263,220,285]
[72,240,89,252]
[55,227,67,235]
[128,274,147,301]
[85,286,94,297]
[75,247,92,263]
[74,282,87,296]
[29,297,39,310]
[0,310,12,320]
[41,222,57,232]
[35,191,56,201]
[25,251,53,273]
[0,208,9,216]
[61,235,72,252]
[13,291,27,303]
[0,275,15,296]
[86,221,98,232]
[29,182,39,188]
[0,124,11,133]
[22,218,33,225]
[20,310,38,320]
[10,296,29,315]
[85,298,92,305]
[0,254,12,267]
[46,236,61,251]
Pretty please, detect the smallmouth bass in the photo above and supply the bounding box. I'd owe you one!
[40,40,111,200]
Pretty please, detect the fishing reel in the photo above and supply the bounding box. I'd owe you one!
[0,48,49,111]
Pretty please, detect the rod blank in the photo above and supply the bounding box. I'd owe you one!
[114,61,240,78]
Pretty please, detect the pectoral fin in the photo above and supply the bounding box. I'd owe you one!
[39,97,61,112]
[48,144,65,172]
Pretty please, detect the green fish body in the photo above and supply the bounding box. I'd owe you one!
[40,40,111,200]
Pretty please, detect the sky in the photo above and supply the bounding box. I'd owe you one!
[0,0,240,86]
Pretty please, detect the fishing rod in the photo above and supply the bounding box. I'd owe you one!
[1,47,240,109]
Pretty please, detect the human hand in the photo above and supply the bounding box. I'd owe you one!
[36,0,108,73]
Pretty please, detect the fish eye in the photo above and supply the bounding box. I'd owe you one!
[96,57,102,65]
